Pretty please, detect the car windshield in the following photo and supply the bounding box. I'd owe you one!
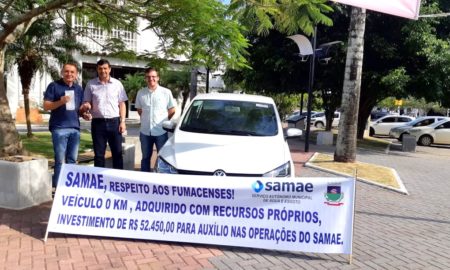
[180,99,278,136]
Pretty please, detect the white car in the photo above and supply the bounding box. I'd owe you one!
[389,116,449,141]
[369,115,414,136]
[156,93,303,177]
[408,119,450,146]
[311,111,340,129]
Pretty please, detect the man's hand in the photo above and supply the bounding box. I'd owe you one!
[60,95,71,104]
[80,102,92,120]
[80,102,91,113]
[119,121,127,134]
[81,111,92,121]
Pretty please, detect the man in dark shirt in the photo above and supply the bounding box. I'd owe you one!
[43,63,83,188]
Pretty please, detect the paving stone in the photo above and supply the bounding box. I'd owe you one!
[1,140,450,269]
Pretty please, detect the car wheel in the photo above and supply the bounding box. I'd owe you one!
[315,122,324,129]
[369,128,375,137]
[418,135,433,146]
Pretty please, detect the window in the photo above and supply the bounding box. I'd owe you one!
[441,121,450,129]
[72,15,137,53]
[415,119,433,127]
[181,100,278,136]
[397,117,412,122]
[381,117,395,123]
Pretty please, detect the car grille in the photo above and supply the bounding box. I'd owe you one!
[176,169,262,177]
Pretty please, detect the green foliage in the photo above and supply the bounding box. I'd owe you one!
[5,15,85,81]
[377,97,447,115]
[21,132,92,159]
[159,69,191,100]
[225,30,311,93]
[143,0,249,70]
[230,0,333,36]
[121,73,146,102]
[264,92,301,119]
[379,68,410,98]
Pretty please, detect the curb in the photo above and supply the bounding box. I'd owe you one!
[305,152,409,195]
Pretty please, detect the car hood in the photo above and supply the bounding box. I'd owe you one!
[159,130,290,174]
[391,125,412,132]
[409,126,433,133]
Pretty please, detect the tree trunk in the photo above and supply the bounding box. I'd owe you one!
[0,46,23,156]
[334,7,366,163]
[19,61,35,138]
[23,91,33,138]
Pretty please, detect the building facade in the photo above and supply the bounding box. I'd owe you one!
[6,16,225,119]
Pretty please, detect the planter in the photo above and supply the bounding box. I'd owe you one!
[316,131,334,145]
[0,156,51,210]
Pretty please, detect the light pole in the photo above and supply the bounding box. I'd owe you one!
[288,30,342,152]
[288,27,317,153]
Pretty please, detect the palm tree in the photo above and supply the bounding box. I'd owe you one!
[6,15,85,138]
[334,7,366,162]
[160,69,191,113]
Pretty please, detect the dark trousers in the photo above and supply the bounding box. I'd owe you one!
[92,118,123,169]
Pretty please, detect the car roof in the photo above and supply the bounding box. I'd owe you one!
[377,115,413,120]
[412,116,449,122]
[193,93,275,104]
[429,118,450,127]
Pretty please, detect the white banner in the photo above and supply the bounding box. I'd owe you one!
[332,0,421,19]
[46,164,355,254]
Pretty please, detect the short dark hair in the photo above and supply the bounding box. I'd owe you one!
[97,59,111,67]
[63,63,79,72]
[144,67,158,75]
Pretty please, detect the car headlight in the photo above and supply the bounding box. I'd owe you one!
[263,162,291,177]
[156,157,178,174]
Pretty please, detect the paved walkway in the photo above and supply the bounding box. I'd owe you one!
[1,139,450,269]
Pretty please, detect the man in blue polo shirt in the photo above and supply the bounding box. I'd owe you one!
[43,63,84,188]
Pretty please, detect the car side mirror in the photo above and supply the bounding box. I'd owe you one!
[162,120,176,133]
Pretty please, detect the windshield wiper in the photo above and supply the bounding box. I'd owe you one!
[181,126,214,133]
[215,129,264,136]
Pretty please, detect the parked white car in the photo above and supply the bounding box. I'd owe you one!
[369,115,415,136]
[311,111,340,129]
[389,116,449,141]
[156,93,303,177]
[408,119,450,146]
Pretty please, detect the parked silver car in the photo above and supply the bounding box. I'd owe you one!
[408,119,450,146]
[389,116,449,141]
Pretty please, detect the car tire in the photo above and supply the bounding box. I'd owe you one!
[315,122,324,129]
[418,135,433,146]
[369,128,375,137]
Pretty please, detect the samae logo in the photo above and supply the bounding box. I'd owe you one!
[252,180,264,193]
[251,180,314,193]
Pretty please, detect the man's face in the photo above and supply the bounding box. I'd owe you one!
[62,64,78,85]
[145,70,159,89]
[97,64,111,81]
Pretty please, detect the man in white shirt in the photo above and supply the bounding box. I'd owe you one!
[81,59,128,169]
[135,67,176,172]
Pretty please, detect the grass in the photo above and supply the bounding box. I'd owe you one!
[21,132,93,159]
[357,136,391,150]
[308,153,400,189]
[309,129,391,151]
